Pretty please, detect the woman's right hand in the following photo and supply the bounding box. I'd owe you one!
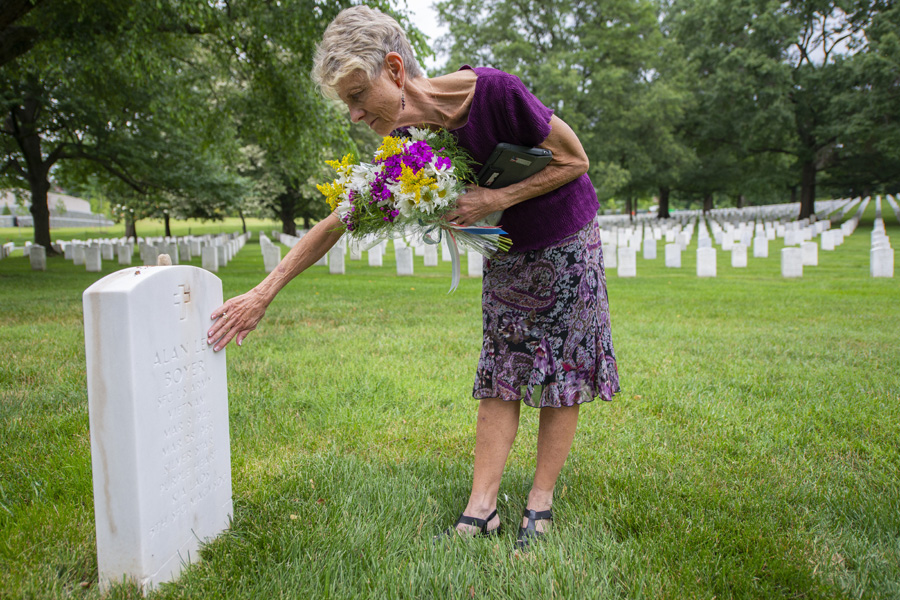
[207,288,270,352]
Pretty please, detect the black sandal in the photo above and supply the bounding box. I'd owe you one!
[435,509,502,540]
[515,507,553,549]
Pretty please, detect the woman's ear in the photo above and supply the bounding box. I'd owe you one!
[384,52,405,87]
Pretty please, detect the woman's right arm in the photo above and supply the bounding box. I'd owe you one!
[207,213,345,351]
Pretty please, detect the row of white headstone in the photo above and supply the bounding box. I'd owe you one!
[4,232,250,273]
[601,196,894,278]
[274,231,485,279]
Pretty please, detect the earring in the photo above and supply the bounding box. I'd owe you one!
[401,89,406,110]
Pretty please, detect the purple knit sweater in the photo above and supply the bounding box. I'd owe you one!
[451,66,599,252]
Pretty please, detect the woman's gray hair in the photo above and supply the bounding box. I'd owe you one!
[312,5,423,100]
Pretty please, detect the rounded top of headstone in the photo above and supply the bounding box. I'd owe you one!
[157,254,173,266]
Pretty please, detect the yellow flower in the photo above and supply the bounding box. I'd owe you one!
[375,136,406,160]
[398,164,438,205]
[316,180,345,211]
[325,154,356,177]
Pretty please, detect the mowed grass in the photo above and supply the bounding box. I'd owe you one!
[0,205,898,599]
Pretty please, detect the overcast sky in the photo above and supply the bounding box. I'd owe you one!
[396,1,449,71]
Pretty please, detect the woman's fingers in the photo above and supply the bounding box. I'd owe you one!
[207,292,265,352]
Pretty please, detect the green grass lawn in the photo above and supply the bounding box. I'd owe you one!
[1,205,898,599]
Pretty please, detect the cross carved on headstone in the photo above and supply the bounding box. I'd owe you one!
[173,285,191,321]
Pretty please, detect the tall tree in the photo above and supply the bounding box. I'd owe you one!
[0,0,241,251]
[435,0,684,212]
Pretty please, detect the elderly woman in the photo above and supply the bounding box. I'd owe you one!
[207,5,619,548]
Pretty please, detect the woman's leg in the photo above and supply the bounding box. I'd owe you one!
[457,397,521,533]
[523,404,580,531]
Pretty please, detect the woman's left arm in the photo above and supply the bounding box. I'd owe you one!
[449,114,589,227]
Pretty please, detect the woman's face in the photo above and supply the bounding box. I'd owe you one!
[335,68,401,136]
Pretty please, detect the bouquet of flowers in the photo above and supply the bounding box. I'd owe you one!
[317,127,510,291]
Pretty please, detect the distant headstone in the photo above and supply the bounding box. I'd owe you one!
[467,249,483,278]
[178,242,191,262]
[617,246,636,277]
[30,245,46,271]
[368,247,383,267]
[201,246,218,273]
[424,244,438,267]
[801,241,818,266]
[83,265,232,593]
[74,244,86,266]
[216,245,227,268]
[64,243,75,261]
[664,243,681,268]
[696,247,717,277]
[262,245,281,274]
[85,246,102,272]
[143,246,160,267]
[396,246,414,275]
[642,238,657,260]
[118,244,133,266]
[328,245,345,274]
[731,243,748,268]
[605,243,617,269]
[698,237,712,249]
[871,247,894,278]
[753,236,769,258]
[349,241,362,261]
[781,247,803,278]
[101,243,115,261]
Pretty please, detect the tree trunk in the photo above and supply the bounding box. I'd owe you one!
[28,176,52,250]
[302,215,311,230]
[164,213,171,237]
[798,160,816,219]
[657,186,671,219]
[277,194,297,236]
[625,197,633,223]
[703,194,713,214]
[13,96,55,252]
[125,216,137,242]
[238,208,247,234]
[736,194,745,209]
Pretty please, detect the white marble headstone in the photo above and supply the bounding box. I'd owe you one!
[83,266,232,593]
[467,249,483,278]
[262,244,281,274]
[368,247,383,267]
[85,246,102,272]
[74,244,86,266]
[753,236,769,258]
[617,246,636,277]
[696,247,716,277]
[801,241,818,266]
[604,244,617,269]
[664,243,681,268]
[642,238,657,260]
[423,244,439,267]
[328,245,345,274]
[781,247,803,278]
[731,243,747,268]
[201,246,218,273]
[30,244,46,271]
[871,247,894,278]
[118,245,133,266]
[396,246,414,275]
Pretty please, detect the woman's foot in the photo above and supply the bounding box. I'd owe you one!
[435,508,502,540]
[516,507,553,549]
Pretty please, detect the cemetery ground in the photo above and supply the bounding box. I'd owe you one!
[1,208,898,600]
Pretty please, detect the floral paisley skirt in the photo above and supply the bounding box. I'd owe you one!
[473,219,620,408]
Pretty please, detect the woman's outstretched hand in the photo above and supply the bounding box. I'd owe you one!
[207,288,269,352]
